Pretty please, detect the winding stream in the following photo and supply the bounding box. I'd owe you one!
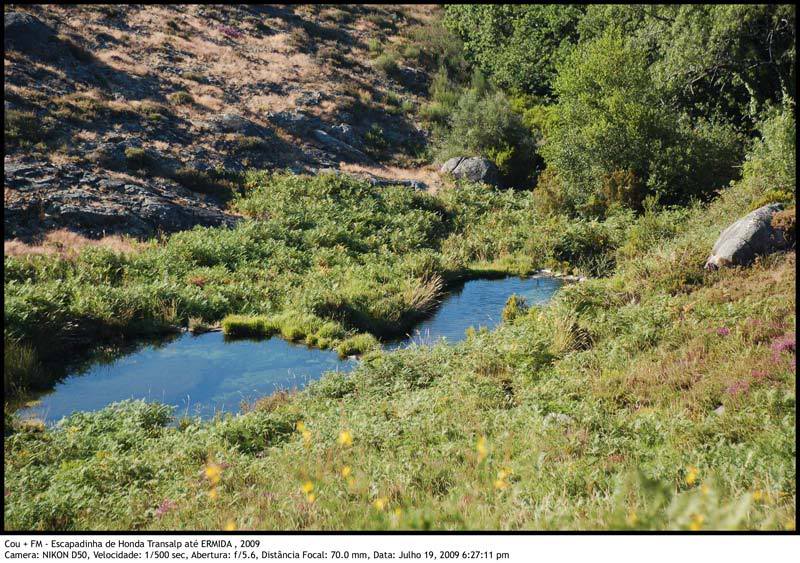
[20,276,562,422]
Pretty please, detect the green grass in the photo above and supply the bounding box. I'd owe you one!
[3,132,796,529]
[4,110,52,148]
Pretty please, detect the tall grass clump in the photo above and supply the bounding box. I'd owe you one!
[4,337,46,395]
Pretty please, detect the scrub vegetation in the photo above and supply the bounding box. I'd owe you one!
[3,4,796,531]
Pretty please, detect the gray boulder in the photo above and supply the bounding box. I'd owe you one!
[705,203,788,269]
[441,156,501,187]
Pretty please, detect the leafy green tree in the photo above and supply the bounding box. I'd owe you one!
[443,5,585,97]
[541,31,742,215]
[579,5,796,128]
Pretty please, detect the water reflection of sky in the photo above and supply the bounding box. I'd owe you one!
[21,276,562,423]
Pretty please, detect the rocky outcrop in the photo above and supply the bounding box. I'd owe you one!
[4,160,238,240]
[705,203,790,269]
[440,156,501,187]
[312,130,369,162]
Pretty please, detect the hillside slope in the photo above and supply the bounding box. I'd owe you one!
[5,5,438,240]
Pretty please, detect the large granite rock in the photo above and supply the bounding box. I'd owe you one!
[704,203,789,269]
[440,156,501,187]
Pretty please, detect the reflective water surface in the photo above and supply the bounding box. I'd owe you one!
[21,276,562,422]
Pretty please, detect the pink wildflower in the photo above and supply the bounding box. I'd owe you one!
[155,499,176,517]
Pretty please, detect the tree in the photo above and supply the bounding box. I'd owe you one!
[579,5,796,129]
[540,31,742,215]
[443,5,585,97]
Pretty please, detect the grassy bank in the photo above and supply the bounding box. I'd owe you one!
[3,118,795,529]
[4,172,627,397]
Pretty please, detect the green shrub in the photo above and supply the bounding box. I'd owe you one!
[363,124,388,156]
[437,89,540,187]
[231,135,265,153]
[374,52,399,76]
[336,333,380,357]
[221,315,277,338]
[501,294,528,322]
[542,31,742,216]
[405,17,469,81]
[215,411,296,454]
[5,110,51,148]
[171,168,237,200]
[367,38,382,55]
[307,370,355,398]
[124,147,155,171]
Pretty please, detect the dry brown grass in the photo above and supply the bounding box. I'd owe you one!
[339,163,446,193]
[241,388,296,413]
[4,229,140,258]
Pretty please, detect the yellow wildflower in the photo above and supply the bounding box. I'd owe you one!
[626,510,638,526]
[476,436,488,463]
[689,513,705,531]
[753,489,763,502]
[494,467,512,490]
[223,519,236,531]
[296,421,306,432]
[208,488,218,500]
[205,462,222,486]
[338,430,353,447]
[306,493,316,503]
[301,481,314,494]
[373,497,388,511]
[341,465,352,478]
[302,429,312,446]
[685,466,698,487]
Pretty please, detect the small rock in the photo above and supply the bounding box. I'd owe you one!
[312,130,368,161]
[329,123,360,147]
[295,90,324,106]
[714,405,725,416]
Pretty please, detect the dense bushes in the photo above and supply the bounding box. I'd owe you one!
[578,5,796,129]
[439,5,793,218]
[443,5,585,96]
[540,31,743,217]
[435,88,541,187]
